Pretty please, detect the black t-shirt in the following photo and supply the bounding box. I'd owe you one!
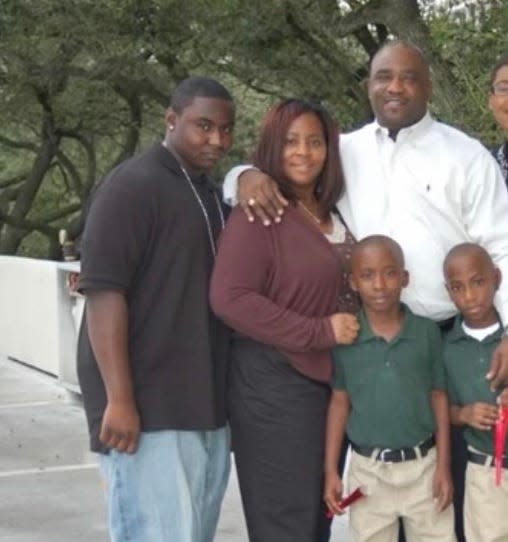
[77,143,230,453]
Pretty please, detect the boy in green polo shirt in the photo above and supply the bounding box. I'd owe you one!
[443,243,508,542]
[324,235,455,542]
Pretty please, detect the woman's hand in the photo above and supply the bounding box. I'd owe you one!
[329,313,360,344]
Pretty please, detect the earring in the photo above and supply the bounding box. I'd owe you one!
[168,125,174,131]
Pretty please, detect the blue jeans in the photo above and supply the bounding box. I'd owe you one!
[99,428,230,542]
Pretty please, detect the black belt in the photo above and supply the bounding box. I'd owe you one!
[352,436,435,463]
[468,450,508,469]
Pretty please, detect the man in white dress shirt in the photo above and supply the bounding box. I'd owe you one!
[223,40,508,542]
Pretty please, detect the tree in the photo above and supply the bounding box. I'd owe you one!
[0,0,189,257]
[0,0,505,258]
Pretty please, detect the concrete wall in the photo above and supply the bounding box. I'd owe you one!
[0,256,82,390]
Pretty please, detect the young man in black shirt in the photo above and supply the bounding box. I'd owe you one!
[77,76,235,542]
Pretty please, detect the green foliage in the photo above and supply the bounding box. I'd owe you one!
[1,0,506,258]
[427,1,508,144]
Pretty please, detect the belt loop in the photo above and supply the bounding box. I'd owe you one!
[370,448,379,465]
[484,454,492,469]
[414,445,422,460]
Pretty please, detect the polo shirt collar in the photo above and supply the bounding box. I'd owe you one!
[447,314,503,345]
[356,303,418,344]
[372,111,433,142]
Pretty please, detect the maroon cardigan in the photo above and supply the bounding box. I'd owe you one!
[210,205,346,382]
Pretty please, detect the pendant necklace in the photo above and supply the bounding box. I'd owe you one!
[298,200,322,224]
[298,199,346,243]
[179,164,225,258]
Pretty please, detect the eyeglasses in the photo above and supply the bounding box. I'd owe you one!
[491,83,508,96]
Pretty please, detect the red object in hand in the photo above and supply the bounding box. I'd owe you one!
[325,486,365,518]
[494,406,508,486]
[339,486,365,508]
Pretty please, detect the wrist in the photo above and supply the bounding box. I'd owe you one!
[324,462,339,475]
[457,406,469,426]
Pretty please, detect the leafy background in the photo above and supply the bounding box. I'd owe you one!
[0,0,506,258]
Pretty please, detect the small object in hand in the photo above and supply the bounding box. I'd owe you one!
[325,486,366,518]
[339,486,365,508]
[494,405,508,486]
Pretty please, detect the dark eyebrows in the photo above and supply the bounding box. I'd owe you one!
[194,116,235,127]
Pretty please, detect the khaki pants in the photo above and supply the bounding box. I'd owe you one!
[464,459,508,542]
[348,448,456,542]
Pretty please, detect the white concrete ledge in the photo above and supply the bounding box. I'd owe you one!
[0,256,82,390]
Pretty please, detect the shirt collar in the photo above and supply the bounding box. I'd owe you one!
[356,303,418,344]
[372,111,433,142]
[496,142,508,180]
[447,314,503,344]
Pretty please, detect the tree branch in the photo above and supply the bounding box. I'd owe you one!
[0,172,29,189]
[56,150,84,196]
[0,134,38,152]
[0,209,57,236]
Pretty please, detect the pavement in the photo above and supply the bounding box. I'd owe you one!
[0,355,350,541]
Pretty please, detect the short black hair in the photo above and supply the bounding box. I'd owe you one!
[443,243,494,274]
[352,234,405,267]
[170,76,233,113]
[489,53,508,90]
[370,39,430,75]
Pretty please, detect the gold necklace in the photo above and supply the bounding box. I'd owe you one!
[298,200,322,224]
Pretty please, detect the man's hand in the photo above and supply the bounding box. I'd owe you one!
[329,313,360,345]
[459,402,499,431]
[432,465,453,512]
[487,336,508,390]
[323,472,345,516]
[237,169,288,225]
[100,400,140,454]
[498,387,508,406]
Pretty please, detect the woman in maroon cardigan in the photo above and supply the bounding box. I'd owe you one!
[210,99,359,542]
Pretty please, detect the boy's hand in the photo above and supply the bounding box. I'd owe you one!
[432,465,453,512]
[460,402,499,430]
[323,472,345,516]
[238,169,288,225]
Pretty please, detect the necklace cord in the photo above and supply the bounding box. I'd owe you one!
[179,164,225,257]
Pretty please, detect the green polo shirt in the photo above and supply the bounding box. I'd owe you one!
[443,316,507,455]
[332,304,444,449]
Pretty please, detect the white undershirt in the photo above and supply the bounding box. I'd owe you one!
[324,214,346,244]
[461,321,500,342]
